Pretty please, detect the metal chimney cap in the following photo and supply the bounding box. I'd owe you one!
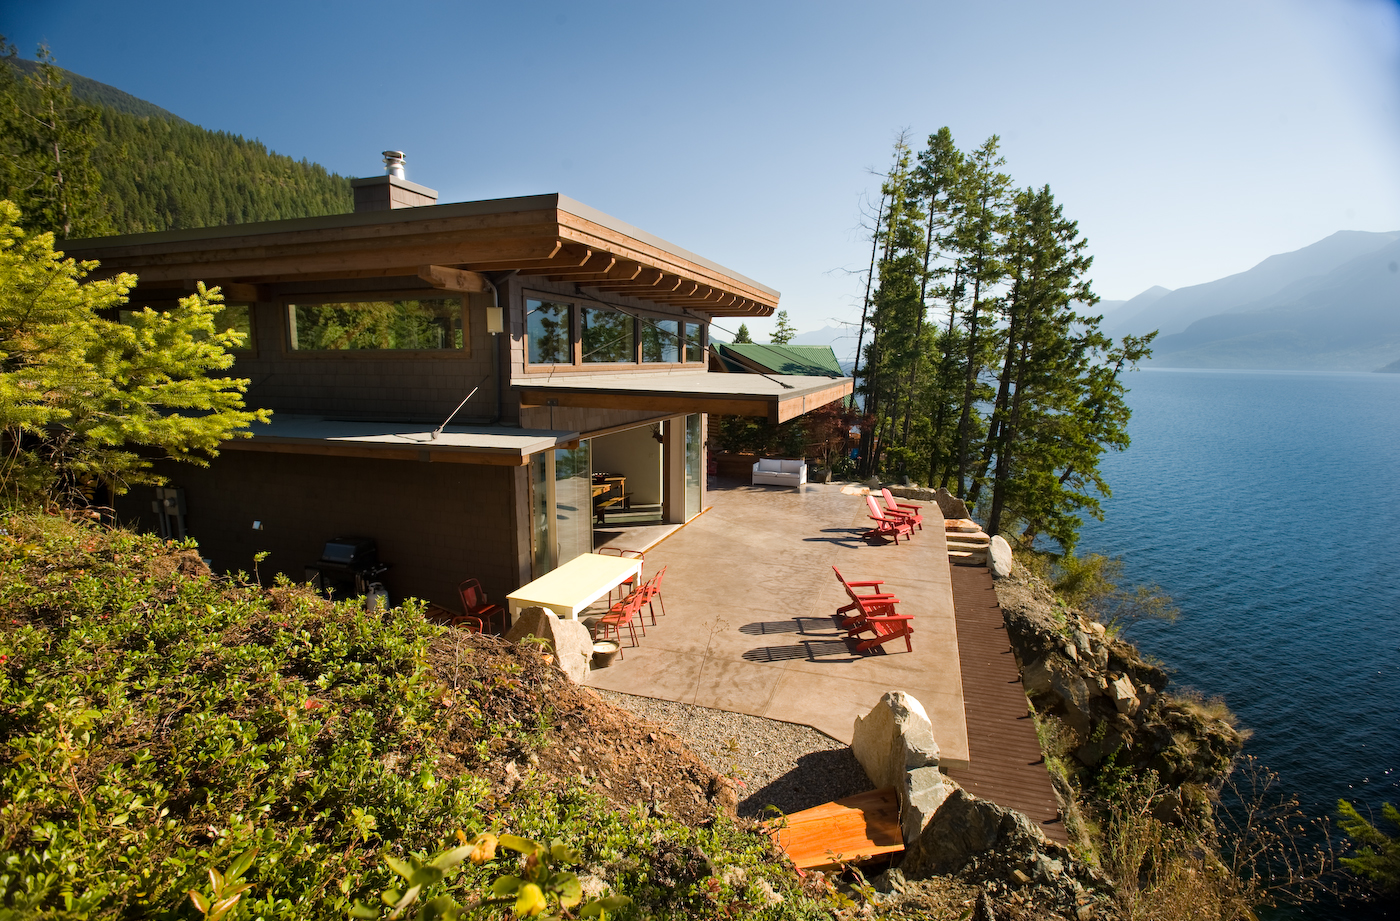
[382,150,406,178]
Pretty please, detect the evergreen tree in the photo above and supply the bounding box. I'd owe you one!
[947,136,1013,495]
[846,126,1153,551]
[1337,800,1400,897]
[733,323,752,343]
[0,44,111,239]
[0,201,268,506]
[770,310,796,345]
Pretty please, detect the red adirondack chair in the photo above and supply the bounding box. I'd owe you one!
[847,612,915,653]
[880,489,924,531]
[864,496,913,544]
[831,566,901,626]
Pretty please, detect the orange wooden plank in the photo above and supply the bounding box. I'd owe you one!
[768,787,904,870]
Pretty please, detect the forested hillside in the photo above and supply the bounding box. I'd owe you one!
[94,108,353,233]
[0,50,352,238]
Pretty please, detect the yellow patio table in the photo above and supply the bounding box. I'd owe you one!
[506,553,643,620]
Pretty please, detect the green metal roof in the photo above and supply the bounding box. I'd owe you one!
[711,342,845,377]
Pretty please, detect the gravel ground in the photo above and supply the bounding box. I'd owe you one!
[594,690,872,818]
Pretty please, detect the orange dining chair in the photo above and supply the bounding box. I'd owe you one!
[592,588,644,654]
[598,547,645,605]
[641,564,667,620]
[456,578,506,634]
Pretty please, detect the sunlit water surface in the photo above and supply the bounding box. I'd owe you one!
[1077,368,1400,920]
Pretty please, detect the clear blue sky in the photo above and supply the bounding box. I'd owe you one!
[7,0,1399,341]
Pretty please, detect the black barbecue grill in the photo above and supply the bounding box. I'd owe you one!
[305,537,388,598]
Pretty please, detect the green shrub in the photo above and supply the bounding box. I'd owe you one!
[0,512,833,919]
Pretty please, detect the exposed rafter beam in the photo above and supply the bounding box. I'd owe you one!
[417,265,489,292]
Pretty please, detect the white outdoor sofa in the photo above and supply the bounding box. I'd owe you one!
[752,457,808,488]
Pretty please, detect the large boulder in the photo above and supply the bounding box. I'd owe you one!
[504,606,594,684]
[931,488,970,520]
[988,535,1013,579]
[900,786,1045,878]
[852,692,950,841]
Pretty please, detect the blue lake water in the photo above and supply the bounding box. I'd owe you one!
[1077,368,1400,917]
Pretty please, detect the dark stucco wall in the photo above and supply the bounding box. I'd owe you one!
[115,451,523,612]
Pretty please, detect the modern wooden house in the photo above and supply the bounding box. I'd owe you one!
[64,162,852,610]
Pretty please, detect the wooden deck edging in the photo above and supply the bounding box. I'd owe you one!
[943,563,1068,845]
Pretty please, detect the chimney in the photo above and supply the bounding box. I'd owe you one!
[350,150,439,213]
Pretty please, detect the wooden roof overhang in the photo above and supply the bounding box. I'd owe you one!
[219,416,579,466]
[515,370,853,425]
[63,194,779,318]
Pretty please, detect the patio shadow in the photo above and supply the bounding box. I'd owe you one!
[737,748,872,819]
[801,527,868,547]
[741,639,859,663]
[737,616,836,636]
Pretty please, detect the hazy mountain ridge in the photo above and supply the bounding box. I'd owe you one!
[1108,230,1400,342]
[1144,235,1400,371]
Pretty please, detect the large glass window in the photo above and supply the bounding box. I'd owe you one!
[641,317,680,363]
[684,413,702,520]
[581,306,635,363]
[531,452,551,577]
[554,442,592,567]
[527,298,571,364]
[682,322,704,363]
[287,298,462,350]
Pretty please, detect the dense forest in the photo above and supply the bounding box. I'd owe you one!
[0,46,352,239]
[847,129,1156,551]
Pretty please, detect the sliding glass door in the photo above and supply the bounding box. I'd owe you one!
[529,440,593,578]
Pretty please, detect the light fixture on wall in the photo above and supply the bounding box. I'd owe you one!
[651,425,664,445]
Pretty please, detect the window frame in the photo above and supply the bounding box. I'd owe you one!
[520,288,707,373]
[280,291,471,359]
[524,297,576,366]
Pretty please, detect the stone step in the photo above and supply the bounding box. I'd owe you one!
[947,536,991,549]
[948,547,990,558]
[945,518,982,533]
[948,549,988,561]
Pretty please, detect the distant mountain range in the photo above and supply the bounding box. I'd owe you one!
[1110,230,1400,372]
[792,231,1400,373]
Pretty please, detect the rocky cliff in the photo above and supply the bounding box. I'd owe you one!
[995,565,1245,811]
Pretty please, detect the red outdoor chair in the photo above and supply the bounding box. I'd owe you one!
[881,489,924,530]
[832,566,901,626]
[846,612,915,653]
[450,614,486,633]
[637,564,667,623]
[592,588,644,654]
[865,496,914,544]
[456,578,506,634]
[598,547,645,605]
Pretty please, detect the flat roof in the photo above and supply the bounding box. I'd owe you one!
[514,369,853,425]
[62,194,779,317]
[220,415,579,466]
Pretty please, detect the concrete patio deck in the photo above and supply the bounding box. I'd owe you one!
[586,479,970,769]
